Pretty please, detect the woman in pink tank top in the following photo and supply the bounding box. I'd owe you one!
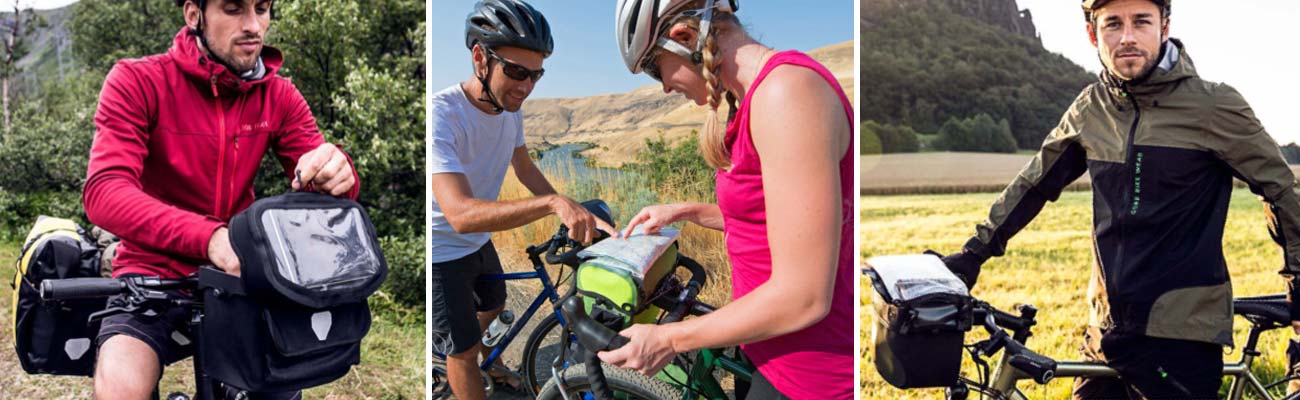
[602,1,855,399]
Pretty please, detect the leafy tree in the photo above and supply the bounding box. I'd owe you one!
[628,134,716,196]
[273,0,365,128]
[70,0,179,74]
[934,113,1017,153]
[861,122,883,155]
[863,120,920,153]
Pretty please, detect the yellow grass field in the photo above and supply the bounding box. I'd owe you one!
[861,190,1297,399]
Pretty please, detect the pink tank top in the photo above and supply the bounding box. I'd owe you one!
[715,50,854,399]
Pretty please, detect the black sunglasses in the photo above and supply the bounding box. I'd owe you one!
[486,50,545,82]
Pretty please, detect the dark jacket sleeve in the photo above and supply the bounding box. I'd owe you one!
[272,78,360,200]
[960,95,1090,262]
[1206,83,1300,321]
[83,62,226,260]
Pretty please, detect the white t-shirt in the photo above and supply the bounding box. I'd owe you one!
[428,84,526,263]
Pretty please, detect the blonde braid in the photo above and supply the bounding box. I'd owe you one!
[698,19,732,170]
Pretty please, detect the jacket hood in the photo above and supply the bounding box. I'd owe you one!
[167,27,284,94]
[1101,38,1197,100]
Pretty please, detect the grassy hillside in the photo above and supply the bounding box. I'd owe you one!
[1,4,75,96]
[523,40,853,167]
[861,0,1093,150]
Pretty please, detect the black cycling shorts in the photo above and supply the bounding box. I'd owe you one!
[430,241,509,355]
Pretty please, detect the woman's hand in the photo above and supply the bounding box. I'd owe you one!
[623,204,689,236]
[596,324,679,376]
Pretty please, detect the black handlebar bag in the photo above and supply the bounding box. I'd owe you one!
[201,192,387,392]
[865,255,973,389]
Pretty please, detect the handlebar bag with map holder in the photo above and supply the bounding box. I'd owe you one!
[573,226,681,329]
[12,216,104,376]
[201,192,387,392]
[865,254,974,389]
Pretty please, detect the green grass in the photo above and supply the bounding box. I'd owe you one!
[0,240,424,399]
[861,190,1296,399]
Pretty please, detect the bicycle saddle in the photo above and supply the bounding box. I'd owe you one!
[1233,294,1289,328]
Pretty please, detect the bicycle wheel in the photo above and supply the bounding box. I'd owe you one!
[537,363,682,400]
[520,313,573,396]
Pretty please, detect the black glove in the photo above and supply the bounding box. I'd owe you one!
[927,249,984,289]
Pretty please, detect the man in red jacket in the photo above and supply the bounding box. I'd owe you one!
[83,1,359,398]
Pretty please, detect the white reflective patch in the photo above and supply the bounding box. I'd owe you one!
[171,331,191,346]
[143,309,158,317]
[65,338,91,360]
[311,311,332,341]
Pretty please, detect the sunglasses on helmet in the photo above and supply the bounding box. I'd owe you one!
[486,49,545,82]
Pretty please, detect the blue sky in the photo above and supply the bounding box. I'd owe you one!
[429,1,854,99]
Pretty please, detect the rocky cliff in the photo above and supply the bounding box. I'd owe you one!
[864,0,1038,41]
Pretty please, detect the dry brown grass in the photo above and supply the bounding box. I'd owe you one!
[490,163,734,309]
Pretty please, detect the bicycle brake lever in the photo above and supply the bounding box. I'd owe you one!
[88,304,139,325]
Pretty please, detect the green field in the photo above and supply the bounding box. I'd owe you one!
[861,190,1296,399]
[0,240,424,399]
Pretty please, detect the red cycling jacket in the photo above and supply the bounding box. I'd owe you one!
[84,28,360,279]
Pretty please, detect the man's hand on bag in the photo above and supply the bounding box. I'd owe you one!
[293,143,356,196]
[208,227,241,277]
[550,195,617,245]
[935,249,983,289]
[1292,321,1300,335]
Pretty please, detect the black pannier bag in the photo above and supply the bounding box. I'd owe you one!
[11,216,104,376]
[201,192,387,392]
[864,254,973,389]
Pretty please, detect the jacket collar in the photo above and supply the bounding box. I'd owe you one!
[1100,38,1197,103]
[167,27,283,95]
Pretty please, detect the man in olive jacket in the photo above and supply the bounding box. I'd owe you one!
[942,0,1300,398]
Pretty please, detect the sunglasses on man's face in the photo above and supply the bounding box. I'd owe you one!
[486,50,545,82]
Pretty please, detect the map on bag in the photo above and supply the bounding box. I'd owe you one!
[866,254,969,301]
[577,226,681,278]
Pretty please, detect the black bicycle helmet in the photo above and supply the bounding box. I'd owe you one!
[1083,0,1170,22]
[464,0,554,57]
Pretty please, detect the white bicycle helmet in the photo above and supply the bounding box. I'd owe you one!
[615,0,738,74]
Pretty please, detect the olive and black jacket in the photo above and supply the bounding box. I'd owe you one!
[956,39,1300,346]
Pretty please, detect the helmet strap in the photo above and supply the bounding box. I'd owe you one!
[656,37,699,65]
[475,53,506,114]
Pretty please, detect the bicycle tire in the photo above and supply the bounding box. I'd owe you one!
[537,363,682,400]
[520,313,571,396]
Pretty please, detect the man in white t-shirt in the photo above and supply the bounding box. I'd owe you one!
[429,1,614,399]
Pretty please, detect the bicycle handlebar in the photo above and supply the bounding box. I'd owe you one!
[973,302,1056,384]
[41,276,194,301]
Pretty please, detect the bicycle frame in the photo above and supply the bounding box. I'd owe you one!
[675,347,754,400]
[430,247,571,372]
[475,267,568,371]
[979,320,1291,400]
